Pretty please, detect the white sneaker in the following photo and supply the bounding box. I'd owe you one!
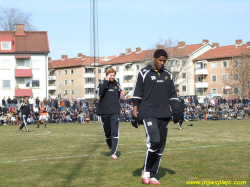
[150,177,161,185]
[111,154,118,159]
[141,170,150,184]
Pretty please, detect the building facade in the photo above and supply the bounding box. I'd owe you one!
[0,24,50,104]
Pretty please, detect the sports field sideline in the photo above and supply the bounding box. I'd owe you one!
[1,119,249,187]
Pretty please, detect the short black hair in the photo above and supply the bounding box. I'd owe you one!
[153,49,168,59]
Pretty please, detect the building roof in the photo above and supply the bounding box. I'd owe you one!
[194,44,250,61]
[0,31,50,53]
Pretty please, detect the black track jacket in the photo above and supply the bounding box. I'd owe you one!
[96,80,121,115]
[131,65,180,120]
[18,101,30,115]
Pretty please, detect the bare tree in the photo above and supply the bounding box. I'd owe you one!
[0,6,36,31]
[225,49,250,97]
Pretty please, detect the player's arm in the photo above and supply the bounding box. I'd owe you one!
[131,71,143,113]
[96,79,109,97]
[168,76,180,115]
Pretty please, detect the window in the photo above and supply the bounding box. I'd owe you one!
[85,68,94,73]
[71,90,74,95]
[233,87,239,94]
[71,69,74,74]
[136,64,140,70]
[168,59,177,67]
[70,79,74,85]
[124,76,132,82]
[196,76,204,82]
[98,79,101,83]
[182,73,186,79]
[64,90,68,95]
[85,88,95,94]
[116,67,119,72]
[222,74,227,82]
[196,62,203,69]
[222,60,227,68]
[182,85,186,92]
[98,68,101,74]
[2,80,10,88]
[58,70,61,76]
[31,60,40,68]
[212,88,217,94]
[1,42,11,50]
[125,64,132,70]
[116,78,119,83]
[233,74,239,80]
[64,70,67,75]
[211,75,217,82]
[64,80,68,85]
[1,60,10,66]
[211,61,217,69]
[182,59,186,66]
[233,59,238,67]
[222,88,227,94]
[32,80,40,88]
[85,78,94,84]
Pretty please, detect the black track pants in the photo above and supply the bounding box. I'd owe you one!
[100,114,120,155]
[142,118,170,178]
[20,115,29,132]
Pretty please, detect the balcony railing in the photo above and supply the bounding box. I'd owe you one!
[195,68,208,75]
[48,76,56,80]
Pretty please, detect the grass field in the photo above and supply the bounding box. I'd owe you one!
[0,118,249,187]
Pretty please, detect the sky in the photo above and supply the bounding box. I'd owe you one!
[1,0,250,60]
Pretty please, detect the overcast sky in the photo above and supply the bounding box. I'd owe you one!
[1,0,250,60]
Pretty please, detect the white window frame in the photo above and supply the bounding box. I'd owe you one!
[71,89,74,95]
[116,67,119,72]
[211,88,217,94]
[221,60,228,68]
[71,79,74,85]
[233,87,240,95]
[222,87,227,95]
[182,72,186,79]
[71,69,74,75]
[2,80,11,88]
[1,41,11,50]
[64,69,67,75]
[31,79,40,88]
[98,68,101,74]
[182,85,187,92]
[211,61,217,69]
[222,74,228,82]
[233,73,239,80]
[211,75,217,82]
[64,80,68,85]
[232,59,238,67]
[58,70,61,76]
[64,90,68,95]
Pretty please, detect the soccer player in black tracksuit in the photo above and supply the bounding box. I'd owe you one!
[176,90,187,130]
[18,96,30,132]
[96,68,121,160]
[131,49,181,185]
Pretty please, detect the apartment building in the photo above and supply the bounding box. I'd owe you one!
[0,24,50,103]
[193,39,250,97]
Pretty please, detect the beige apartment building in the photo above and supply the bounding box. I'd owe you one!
[194,39,250,97]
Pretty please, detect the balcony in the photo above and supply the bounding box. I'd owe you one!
[123,79,134,88]
[48,85,56,90]
[85,94,95,99]
[123,71,135,76]
[84,73,95,78]
[15,69,32,77]
[15,89,32,97]
[195,81,208,88]
[170,67,181,72]
[84,83,95,88]
[195,68,208,75]
[48,76,56,80]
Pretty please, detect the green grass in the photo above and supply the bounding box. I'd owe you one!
[0,119,249,187]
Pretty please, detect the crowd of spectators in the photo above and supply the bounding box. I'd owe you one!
[0,95,249,126]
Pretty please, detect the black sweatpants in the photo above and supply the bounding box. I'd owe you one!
[100,114,120,155]
[143,118,170,178]
[20,114,29,132]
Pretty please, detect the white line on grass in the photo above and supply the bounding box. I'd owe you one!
[1,143,249,164]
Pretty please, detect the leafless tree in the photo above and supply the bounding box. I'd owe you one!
[225,49,250,97]
[0,6,36,31]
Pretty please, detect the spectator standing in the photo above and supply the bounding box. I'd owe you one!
[2,97,6,107]
[12,97,17,109]
[7,96,12,109]
[35,97,40,111]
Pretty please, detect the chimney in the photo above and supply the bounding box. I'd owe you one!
[156,45,165,49]
[178,41,186,47]
[203,39,209,44]
[212,43,219,48]
[78,53,83,58]
[125,48,131,53]
[136,47,141,53]
[61,55,68,60]
[236,39,242,45]
[48,57,52,62]
[247,41,250,47]
[15,24,25,35]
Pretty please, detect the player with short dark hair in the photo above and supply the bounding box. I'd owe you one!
[18,96,30,132]
[176,89,187,130]
[96,68,121,160]
[131,49,181,185]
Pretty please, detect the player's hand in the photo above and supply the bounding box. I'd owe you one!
[131,114,139,128]
[173,113,181,123]
[105,74,111,81]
